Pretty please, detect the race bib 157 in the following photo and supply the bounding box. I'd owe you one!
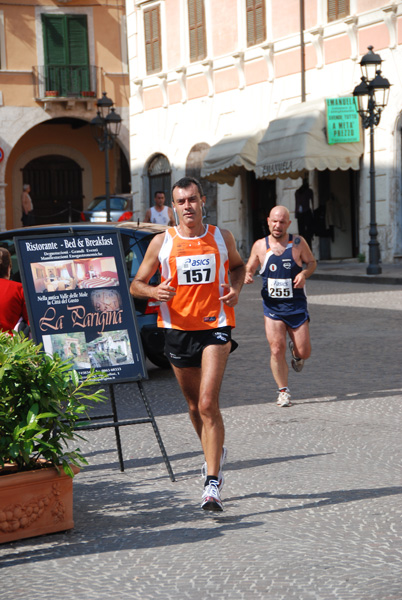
[176,254,216,285]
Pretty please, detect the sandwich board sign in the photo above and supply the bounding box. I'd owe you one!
[15,230,147,384]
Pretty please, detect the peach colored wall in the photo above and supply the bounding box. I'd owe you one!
[214,67,238,94]
[244,59,268,87]
[274,49,301,78]
[271,0,317,40]
[356,0,388,10]
[3,6,37,71]
[165,0,182,70]
[359,24,389,55]
[93,6,126,75]
[101,74,130,107]
[210,0,238,57]
[324,35,351,65]
[0,73,36,106]
[304,45,316,71]
[187,75,209,100]
[0,2,128,108]
[4,121,112,229]
[143,87,164,110]
[168,81,182,105]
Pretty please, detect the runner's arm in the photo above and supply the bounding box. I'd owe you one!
[244,239,264,284]
[130,234,176,303]
[219,230,245,306]
[293,237,317,288]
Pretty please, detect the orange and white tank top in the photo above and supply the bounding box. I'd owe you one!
[157,225,236,331]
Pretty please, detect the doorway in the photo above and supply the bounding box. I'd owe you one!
[317,169,359,260]
[147,154,171,207]
[23,155,83,224]
[246,172,276,251]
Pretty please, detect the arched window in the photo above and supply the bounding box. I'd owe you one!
[148,154,171,206]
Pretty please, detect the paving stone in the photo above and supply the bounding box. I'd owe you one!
[1,278,402,600]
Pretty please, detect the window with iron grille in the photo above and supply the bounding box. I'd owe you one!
[246,0,266,47]
[328,0,349,22]
[144,6,162,74]
[188,0,206,62]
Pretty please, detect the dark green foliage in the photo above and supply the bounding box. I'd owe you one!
[0,333,106,477]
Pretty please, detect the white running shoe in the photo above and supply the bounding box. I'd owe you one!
[201,481,223,511]
[289,341,304,373]
[201,446,227,491]
[277,390,292,407]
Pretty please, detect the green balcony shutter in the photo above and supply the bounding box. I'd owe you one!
[66,15,89,92]
[42,14,89,96]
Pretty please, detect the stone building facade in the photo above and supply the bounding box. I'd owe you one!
[126,0,402,262]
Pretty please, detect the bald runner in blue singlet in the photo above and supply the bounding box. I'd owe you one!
[245,205,317,407]
[260,233,309,329]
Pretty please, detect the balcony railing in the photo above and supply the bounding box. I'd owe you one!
[33,65,98,100]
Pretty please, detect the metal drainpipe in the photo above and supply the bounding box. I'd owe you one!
[300,0,306,102]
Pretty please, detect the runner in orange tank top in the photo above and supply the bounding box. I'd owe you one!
[130,177,245,512]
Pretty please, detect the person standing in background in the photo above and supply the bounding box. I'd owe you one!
[294,177,314,248]
[21,184,35,227]
[0,248,29,333]
[144,191,174,226]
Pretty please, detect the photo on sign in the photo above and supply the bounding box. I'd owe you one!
[90,288,122,312]
[42,332,91,370]
[86,330,134,369]
[30,256,119,293]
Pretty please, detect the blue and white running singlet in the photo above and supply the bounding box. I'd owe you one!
[260,234,309,326]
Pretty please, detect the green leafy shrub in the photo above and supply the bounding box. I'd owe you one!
[0,332,105,477]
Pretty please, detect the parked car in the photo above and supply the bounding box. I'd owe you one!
[0,221,169,369]
[80,194,133,222]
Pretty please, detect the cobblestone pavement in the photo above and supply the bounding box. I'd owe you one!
[1,278,402,600]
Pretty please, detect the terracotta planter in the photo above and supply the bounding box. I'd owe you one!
[45,91,59,97]
[0,464,79,544]
[81,91,95,97]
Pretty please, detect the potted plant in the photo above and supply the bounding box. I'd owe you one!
[44,90,59,97]
[0,332,105,543]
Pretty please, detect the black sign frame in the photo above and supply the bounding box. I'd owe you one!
[15,230,147,384]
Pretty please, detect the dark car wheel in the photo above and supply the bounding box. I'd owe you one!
[145,350,171,369]
[140,326,171,369]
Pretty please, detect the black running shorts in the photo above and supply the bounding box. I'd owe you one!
[164,326,238,368]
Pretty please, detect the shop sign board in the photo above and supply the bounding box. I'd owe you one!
[326,97,360,144]
[15,231,147,383]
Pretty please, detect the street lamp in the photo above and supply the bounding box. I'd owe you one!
[353,46,391,275]
[90,92,122,222]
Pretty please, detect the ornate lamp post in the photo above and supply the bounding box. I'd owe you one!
[90,92,122,222]
[353,46,391,275]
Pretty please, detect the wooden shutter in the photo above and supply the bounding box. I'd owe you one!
[42,15,89,94]
[246,0,266,48]
[144,6,162,74]
[328,0,349,22]
[188,0,206,62]
[66,16,89,92]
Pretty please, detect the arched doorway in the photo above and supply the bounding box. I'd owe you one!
[23,155,83,224]
[147,154,171,206]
